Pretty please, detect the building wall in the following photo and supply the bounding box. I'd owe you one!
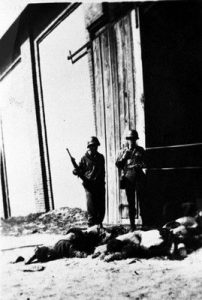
[1,2,201,224]
[0,131,4,216]
[0,36,50,217]
[0,4,97,217]
[0,170,3,216]
[0,4,95,217]
[37,5,95,210]
[0,59,36,216]
[21,39,47,213]
[0,116,11,218]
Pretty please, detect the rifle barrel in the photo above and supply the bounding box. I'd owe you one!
[66,148,72,157]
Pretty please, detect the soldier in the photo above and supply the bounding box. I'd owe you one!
[116,129,146,231]
[73,137,105,228]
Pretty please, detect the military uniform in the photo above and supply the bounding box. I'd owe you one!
[75,137,105,227]
[116,130,146,230]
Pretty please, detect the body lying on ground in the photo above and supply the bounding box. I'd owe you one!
[25,212,202,264]
[25,225,110,264]
[163,214,202,254]
[93,212,202,262]
[92,228,176,262]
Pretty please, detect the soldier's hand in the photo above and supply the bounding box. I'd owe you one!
[122,149,130,160]
[73,169,78,176]
[73,168,83,177]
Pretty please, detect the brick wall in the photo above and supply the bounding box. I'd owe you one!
[21,38,46,213]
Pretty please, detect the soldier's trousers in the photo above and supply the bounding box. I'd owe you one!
[85,185,105,226]
[125,176,146,228]
[125,185,136,228]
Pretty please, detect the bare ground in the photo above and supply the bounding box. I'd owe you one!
[1,208,202,300]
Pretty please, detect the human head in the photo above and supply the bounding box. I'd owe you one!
[87,136,100,154]
[125,129,139,149]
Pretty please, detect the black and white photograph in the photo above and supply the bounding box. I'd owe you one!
[0,0,202,299]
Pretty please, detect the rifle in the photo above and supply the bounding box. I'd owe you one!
[66,148,89,187]
[66,148,80,171]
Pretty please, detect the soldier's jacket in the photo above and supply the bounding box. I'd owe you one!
[78,151,105,186]
[116,146,145,183]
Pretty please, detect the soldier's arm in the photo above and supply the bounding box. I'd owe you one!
[115,149,129,169]
[134,147,146,169]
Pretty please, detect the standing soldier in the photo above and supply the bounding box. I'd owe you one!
[73,137,105,228]
[116,129,146,231]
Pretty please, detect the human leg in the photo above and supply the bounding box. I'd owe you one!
[85,190,97,226]
[125,186,136,231]
[96,187,106,226]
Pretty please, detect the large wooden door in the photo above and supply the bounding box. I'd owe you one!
[92,10,144,224]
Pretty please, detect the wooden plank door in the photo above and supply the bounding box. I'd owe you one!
[92,11,140,224]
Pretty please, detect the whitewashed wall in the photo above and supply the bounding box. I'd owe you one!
[39,6,95,210]
[0,62,36,216]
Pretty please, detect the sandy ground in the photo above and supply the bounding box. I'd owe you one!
[1,209,202,300]
[1,232,202,300]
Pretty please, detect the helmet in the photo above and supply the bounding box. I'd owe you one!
[87,136,100,148]
[125,129,139,140]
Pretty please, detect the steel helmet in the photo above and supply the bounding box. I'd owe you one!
[125,129,139,140]
[87,136,100,148]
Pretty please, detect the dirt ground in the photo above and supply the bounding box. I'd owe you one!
[1,208,202,300]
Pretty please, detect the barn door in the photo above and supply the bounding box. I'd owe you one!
[92,10,143,224]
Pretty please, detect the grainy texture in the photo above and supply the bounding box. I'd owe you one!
[1,242,202,300]
[1,209,202,300]
[92,13,138,224]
